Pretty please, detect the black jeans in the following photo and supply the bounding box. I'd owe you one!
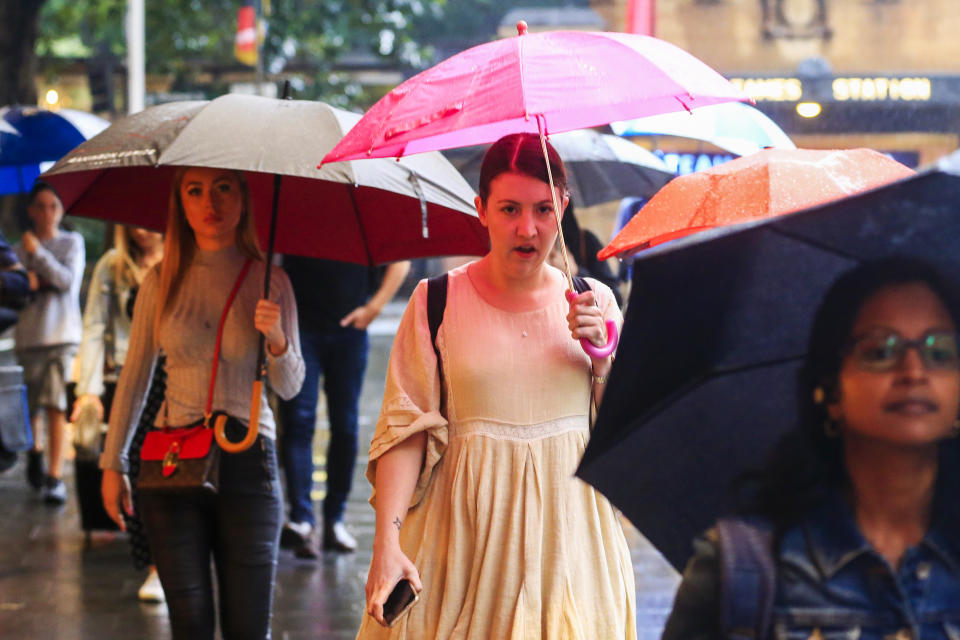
[139,428,282,640]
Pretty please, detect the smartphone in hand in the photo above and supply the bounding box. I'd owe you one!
[382,578,419,628]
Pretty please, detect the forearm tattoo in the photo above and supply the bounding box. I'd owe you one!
[393,516,402,531]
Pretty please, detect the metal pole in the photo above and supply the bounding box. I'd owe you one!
[126,0,145,113]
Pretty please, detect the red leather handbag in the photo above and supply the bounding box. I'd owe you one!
[137,260,252,495]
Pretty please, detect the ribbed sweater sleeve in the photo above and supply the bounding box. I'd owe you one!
[264,266,304,400]
[100,267,159,473]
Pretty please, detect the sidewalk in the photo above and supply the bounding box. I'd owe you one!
[0,329,680,639]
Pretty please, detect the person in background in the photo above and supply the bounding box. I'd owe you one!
[278,257,410,557]
[663,258,960,638]
[358,133,635,638]
[0,228,30,472]
[100,167,304,639]
[559,199,622,305]
[15,181,84,504]
[71,224,165,602]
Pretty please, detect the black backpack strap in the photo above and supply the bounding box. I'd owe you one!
[572,275,591,295]
[717,517,776,640]
[426,274,448,374]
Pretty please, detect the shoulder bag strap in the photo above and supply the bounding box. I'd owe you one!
[204,259,253,425]
[717,517,776,640]
[427,274,448,373]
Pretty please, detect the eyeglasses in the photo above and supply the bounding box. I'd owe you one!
[846,330,960,372]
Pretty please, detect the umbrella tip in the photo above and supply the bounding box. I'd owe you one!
[517,20,528,35]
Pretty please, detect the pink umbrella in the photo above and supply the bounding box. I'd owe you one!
[323,22,749,356]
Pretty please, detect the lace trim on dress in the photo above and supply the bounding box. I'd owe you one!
[450,416,587,442]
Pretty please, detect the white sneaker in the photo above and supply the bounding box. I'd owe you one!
[138,567,165,603]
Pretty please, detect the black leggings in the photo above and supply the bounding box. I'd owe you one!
[139,430,282,640]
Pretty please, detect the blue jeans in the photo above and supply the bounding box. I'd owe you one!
[278,327,368,527]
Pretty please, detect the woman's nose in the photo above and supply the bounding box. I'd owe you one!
[516,210,537,237]
[896,345,929,380]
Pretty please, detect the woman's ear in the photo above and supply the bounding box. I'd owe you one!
[475,195,487,227]
[560,193,570,218]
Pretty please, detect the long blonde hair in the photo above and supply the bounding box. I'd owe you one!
[112,225,150,290]
[155,167,262,337]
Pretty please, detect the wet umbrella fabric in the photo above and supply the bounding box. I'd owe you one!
[0,106,109,195]
[322,29,747,163]
[450,129,674,207]
[576,163,960,570]
[611,101,795,157]
[598,147,915,260]
[42,94,487,265]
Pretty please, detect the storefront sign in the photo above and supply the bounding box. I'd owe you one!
[656,152,736,175]
[730,77,803,102]
[832,77,932,102]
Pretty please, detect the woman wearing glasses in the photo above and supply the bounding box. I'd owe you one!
[664,258,960,638]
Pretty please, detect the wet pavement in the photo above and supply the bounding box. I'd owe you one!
[0,305,680,639]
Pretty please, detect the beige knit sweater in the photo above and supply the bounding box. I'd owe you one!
[101,245,305,473]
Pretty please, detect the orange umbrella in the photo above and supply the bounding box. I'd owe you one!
[598,148,915,260]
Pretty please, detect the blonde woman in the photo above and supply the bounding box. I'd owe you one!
[100,167,305,639]
[72,225,164,601]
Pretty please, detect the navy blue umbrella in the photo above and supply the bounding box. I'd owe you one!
[0,106,108,195]
[576,156,960,570]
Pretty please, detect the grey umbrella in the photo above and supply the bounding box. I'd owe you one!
[448,129,674,207]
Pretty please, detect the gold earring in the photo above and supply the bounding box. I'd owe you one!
[812,387,826,405]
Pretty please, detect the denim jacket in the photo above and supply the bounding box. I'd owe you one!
[663,491,960,640]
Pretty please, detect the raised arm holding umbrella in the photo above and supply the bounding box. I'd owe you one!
[320,21,750,637]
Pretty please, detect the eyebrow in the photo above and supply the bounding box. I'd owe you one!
[494,198,553,206]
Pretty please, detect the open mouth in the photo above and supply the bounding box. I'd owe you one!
[514,246,537,257]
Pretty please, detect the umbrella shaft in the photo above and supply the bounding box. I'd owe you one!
[536,117,575,292]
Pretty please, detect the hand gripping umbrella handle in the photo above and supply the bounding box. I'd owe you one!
[581,320,619,359]
[214,380,262,453]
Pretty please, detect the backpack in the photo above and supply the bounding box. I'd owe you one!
[716,517,776,640]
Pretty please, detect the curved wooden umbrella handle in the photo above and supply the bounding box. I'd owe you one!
[580,320,619,359]
[214,381,262,453]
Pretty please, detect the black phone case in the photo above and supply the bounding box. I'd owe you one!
[383,579,418,626]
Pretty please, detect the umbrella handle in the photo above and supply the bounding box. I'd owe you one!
[214,381,262,453]
[580,320,619,359]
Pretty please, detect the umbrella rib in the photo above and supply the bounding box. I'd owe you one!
[346,187,375,266]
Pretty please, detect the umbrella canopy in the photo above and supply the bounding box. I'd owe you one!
[322,26,747,162]
[43,94,487,265]
[611,101,795,157]
[0,106,109,195]
[576,160,959,570]
[598,147,915,260]
[450,129,674,207]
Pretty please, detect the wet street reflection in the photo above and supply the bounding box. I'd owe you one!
[0,307,679,639]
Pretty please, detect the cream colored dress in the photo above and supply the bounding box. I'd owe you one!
[358,264,636,640]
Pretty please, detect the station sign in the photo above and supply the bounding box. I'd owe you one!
[730,76,937,103]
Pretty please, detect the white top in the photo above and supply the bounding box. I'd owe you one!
[14,230,84,349]
[75,249,135,396]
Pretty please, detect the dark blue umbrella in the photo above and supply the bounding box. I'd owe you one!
[576,155,960,570]
[0,106,108,195]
